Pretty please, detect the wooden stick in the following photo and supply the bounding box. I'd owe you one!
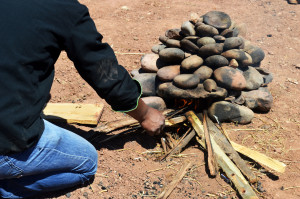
[160,129,195,161]
[230,141,286,173]
[93,115,186,133]
[161,138,168,154]
[196,137,259,199]
[157,162,192,199]
[203,110,217,176]
[186,111,258,199]
[206,116,258,183]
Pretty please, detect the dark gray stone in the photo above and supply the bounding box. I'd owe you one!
[159,35,169,44]
[220,29,234,38]
[181,21,196,36]
[180,39,200,54]
[208,101,254,124]
[221,49,253,67]
[157,82,227,99]
[196,24,219,37]
[243,66,264,90]
[223,37,244,50]
[173,74,200,89]
[133,73,158,97]
[213,35,226,43]
[165,39,181,48]
[205,55,229,69]
[244,45,265,65]
[159,48,185,64]
[241,87,273,112]
[255,67,273,85]
[203,11,232,29]
[198,43,223,58]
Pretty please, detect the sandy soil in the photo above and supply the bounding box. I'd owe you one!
[48,0,300,198]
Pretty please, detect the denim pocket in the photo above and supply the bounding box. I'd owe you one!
[0,157,23,179]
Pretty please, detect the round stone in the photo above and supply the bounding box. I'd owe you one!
[243,45,265,64]
[214,66,247,90]
[203,11,232,29]
[142,96,167,111]
[197,37,216,47]
[221,49,253,67]
[196,24,219,37]
[214,35,226,43]
[181,55,203,72]
[180,39,200,54]
[229,59,239,68]
[159,48,185,64]
[205,55,229,69]
[181,21,196,36]
[203,79,217,92]
[151,44,166,54]
[157,65,180,82]
[198,43,224,58]
[159,35,169,44]
[173,74,200,89]
[220,29,234,38]
[208,101,254,124]
[243,66,264,90]
[193,65,213,82]
[223,37,244,50]
[165,28,183,40]
[141,53,165,72]
[165,39,181,48]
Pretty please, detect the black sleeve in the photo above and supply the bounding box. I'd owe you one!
[63,6,141,112]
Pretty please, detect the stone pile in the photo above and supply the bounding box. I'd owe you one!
[131,11,273,124]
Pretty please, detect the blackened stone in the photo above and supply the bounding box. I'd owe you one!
[223,37,244,50]
[214,66,247,90]
[197,37,216,47]
[203,11,232,29]
[157,82,227,99]
[208,101,254,124]
[180,39,200,54]
[220,29,234,38]
[203,79,217,92]
[151,44,166,54]
[221,49,252,67]
[196,24,219,37]
[244,45,265,65]
[255,67,273,85]
[198,43,223,58]
[241,87,273,112]
[205,55,229,69]
[165,39,181,48]
[173,74,200,89]
[181,21,196,36]
[133,73,158,97]
[159,48,185,64]
[243,66,264,90]
[213,35,226,43]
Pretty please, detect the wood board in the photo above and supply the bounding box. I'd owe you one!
[42,103,104,125]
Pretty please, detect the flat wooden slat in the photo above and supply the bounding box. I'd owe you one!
[42,103,104,125]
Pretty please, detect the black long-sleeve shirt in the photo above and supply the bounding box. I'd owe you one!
[0,0,141,154]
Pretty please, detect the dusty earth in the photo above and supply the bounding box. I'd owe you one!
[46,0,300,198]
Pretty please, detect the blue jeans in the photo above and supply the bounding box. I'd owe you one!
[0,120,98,198]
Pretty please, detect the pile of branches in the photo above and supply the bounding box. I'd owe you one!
[93,108,286,199]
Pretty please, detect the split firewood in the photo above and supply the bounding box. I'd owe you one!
[206,116,258,183]
[185,111,258,199]
[93,115,186,133]
[161,137,168,154]
[195,137,259,199]
[157,161,193,199]
[203,110,217,176]
[160,129,195,161]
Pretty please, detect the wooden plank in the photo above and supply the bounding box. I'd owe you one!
[42,103,104,125]
[230,141,286,173]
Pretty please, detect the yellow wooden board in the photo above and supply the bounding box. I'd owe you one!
[42,103,104,125]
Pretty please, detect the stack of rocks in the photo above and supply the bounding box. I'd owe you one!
[131,11,273,124]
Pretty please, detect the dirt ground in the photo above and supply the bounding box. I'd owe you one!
[48,0,300,198]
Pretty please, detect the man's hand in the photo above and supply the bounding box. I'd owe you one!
[127,98,165,136]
